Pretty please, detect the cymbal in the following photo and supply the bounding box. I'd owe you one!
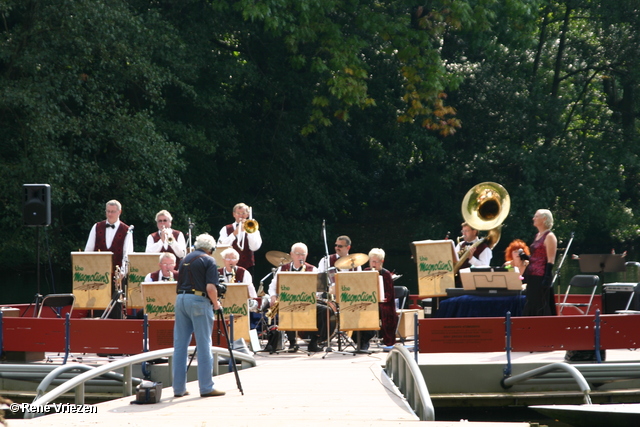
[334,253,369,270]
[265,250,292,267]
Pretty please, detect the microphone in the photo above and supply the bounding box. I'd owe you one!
[518,249,529,261]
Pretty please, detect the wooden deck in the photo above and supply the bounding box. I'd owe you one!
[8,350,529,426]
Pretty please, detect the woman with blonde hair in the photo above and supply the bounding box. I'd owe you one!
[523,209,557,316]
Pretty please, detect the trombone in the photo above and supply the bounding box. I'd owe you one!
[243,206,259,233]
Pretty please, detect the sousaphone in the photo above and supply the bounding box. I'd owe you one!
[454,182,510,273]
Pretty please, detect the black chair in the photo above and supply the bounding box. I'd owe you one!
[394,286,409,310]
[394,286,410,343]
[557,275,599,315]
[37,293,76,318]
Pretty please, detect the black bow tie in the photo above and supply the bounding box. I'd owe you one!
[162,276,170,281]
[106,223,116,229]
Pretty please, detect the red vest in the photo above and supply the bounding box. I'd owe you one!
[151,229,183,262]
[225,224,255,268]
[280,262,314,273]
[94,220,129,269]
[150,270,179,282]
[218,266,247,283]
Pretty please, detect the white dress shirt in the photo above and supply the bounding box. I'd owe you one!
[84,220,134,271]
[218,222,262,252]
[454,238,493,267]
[145,230,187,259]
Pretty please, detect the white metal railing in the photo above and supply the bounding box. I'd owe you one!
[384,345,435,421]
[25,346,256,419]
[502,362,592,404]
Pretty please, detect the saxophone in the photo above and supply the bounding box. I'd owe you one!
[265,300,279,320]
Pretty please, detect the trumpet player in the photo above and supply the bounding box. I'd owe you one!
[145,210,187,262]
[218,203,262,274]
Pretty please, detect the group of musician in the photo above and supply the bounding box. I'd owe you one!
[83,198,558,353]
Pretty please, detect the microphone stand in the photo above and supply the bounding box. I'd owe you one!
[187,218,195,253]
[552,231,574,300]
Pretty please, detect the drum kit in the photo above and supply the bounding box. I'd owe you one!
[262,249,372,353]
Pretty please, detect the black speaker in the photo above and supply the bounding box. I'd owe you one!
[602,283,640,313]
[23,184,51,226]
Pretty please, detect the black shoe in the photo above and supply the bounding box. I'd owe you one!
[308,343,323,352]
[360,341,370,351]
[288,345,299,353]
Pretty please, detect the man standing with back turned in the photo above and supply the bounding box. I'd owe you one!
[173,233,225,398]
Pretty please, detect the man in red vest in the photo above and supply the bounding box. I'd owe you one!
[85,199,134,272]
[145,210,187,263]
[144,252,180,283]
[218,203,262,274]
[85,200,134,318]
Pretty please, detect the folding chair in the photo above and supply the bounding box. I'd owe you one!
[37,293,76,318]
[557,275,599,315]
[393,286,410,343]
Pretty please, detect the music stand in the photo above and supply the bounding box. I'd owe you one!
[578,254,626,274]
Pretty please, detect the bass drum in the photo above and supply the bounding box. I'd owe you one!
[299,301,338,343]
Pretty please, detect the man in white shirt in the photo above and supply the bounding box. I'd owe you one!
[145,210,187,263]
[143,252,179,282]
[218,203,262,275]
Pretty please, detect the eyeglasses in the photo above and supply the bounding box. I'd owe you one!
[106,210,119,214]
[293,252,307,256]
[224,258,238,261]
[157,219,169,222]
[160,263,175,267]
[335,244,345,248]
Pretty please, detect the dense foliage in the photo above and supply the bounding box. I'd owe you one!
[1,0,639,295]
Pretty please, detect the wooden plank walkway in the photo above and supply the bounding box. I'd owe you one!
[8,350,529,426]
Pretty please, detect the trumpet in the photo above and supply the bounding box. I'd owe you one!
[163,226,175,244]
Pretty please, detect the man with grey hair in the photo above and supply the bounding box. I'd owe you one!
[85,200,134,271]
[218,203,262,273]
[268,242,324,352]
[173,233,225,398]
[145,210,187,263]
[85,200,134,318]
[143,252,179,282]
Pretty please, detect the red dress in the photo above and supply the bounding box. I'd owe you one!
[365,267,397,346]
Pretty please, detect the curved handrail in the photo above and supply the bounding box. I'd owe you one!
[25,346,256,419]
[33,364,143,403]
[384,345,435,421]
[501,362,592,404]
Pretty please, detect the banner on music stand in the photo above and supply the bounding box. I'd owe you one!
[141,281,177,319]
[336,270,380,331]
[412,240,456,297]
[277,272,317,331]
[222,283,251,342]
[127,252,163,309]
[71,252,113,309]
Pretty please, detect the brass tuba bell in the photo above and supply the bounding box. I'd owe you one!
[455,182,510,273]
[461,181,510,247]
